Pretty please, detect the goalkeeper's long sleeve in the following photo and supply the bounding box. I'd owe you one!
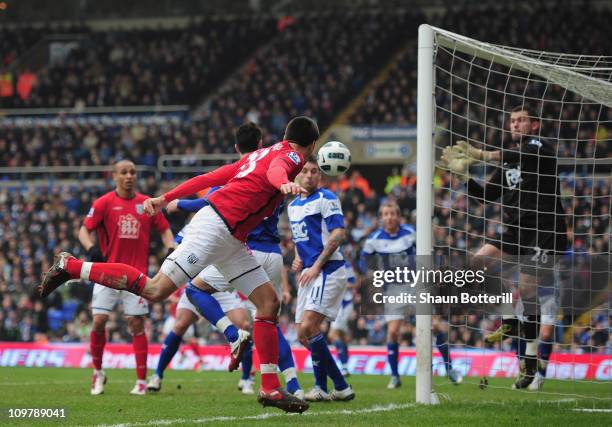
[467,168,503,203]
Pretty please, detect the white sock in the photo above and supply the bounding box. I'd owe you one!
[261,363,278,374]
[216,316,232,334]
[525,340,538,357]
[282,367,297,383]
[80,262,93,281]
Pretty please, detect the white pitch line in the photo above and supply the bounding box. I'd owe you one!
[91,402,415,427]
[0,377,212,387]
[572,408,612,413]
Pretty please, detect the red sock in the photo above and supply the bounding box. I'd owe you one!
[253,317,280,391]
[132,333,148,381]
[66,258,147,295]
[188,340,201,358]
[90,330,106,370]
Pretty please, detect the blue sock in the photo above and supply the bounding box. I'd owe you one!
[277,326,300,393]
[538,341,553,376]
[241,341,253,380]
[308,334,328,392]
[156,331,182,378]
[387,342,399,377]
[322,341,349,391]
[435,333,452,373]
[334,339,349,366]
[185,284,238,343]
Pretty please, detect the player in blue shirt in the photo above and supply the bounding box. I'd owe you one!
[288,156,355,402]
[360,201,462,389]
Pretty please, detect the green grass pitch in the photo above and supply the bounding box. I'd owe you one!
[0,367,610,426]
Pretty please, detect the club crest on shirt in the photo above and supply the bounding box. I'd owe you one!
[187,253,199,265]
[136,204,144,215]
[287,152,301,165]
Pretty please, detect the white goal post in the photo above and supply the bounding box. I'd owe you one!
[416,24,611,404]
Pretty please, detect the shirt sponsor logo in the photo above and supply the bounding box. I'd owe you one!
[291,221,309,242]
[118,214,141,239]
[287,152,301,165]
[528,138,542,148]
[505,166,522,189]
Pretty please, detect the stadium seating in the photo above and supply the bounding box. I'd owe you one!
[1,17,277,108]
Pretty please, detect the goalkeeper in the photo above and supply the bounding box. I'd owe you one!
[440,105,567,389]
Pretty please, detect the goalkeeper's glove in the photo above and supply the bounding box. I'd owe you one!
[87,245,105,262]
[440,145,475,181]
[455,140,487,162]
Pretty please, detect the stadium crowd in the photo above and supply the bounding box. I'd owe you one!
[0,5,610,355]
[1,17,277,109]
[0,166,608,355]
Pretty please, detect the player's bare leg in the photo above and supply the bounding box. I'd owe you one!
[90,314,108,395]
[249,283,309,413]
[299,311,354,402]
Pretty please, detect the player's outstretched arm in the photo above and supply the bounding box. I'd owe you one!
[163,163,241,204]
[455,140,501,163]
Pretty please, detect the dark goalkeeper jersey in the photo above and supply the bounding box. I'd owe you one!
[467,137,567,233]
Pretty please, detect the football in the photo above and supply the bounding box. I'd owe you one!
[317,141,352,176]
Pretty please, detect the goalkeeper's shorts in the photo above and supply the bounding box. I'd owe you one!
[488,224,567,275]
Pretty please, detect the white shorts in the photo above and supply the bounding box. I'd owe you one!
[384,314,406,323]
[198,249,282,301]
[178,288,244,316]
[160,206,269,297]
[92,283,148,316]
[539,292,559,325]
[330,291,354,333]
[296,266,347,323]
[515,292,559,325]
[162,315,196,340]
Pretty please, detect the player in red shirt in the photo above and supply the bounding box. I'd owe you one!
[78,160,175,396]
[40,116,319,413]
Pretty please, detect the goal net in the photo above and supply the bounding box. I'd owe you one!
[416,25,611,405]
